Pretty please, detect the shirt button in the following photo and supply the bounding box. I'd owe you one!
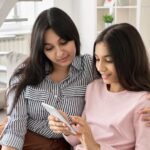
[54,95,58,98]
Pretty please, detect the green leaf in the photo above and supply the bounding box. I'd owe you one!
[103,14,114,23]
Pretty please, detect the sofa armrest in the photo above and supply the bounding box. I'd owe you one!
[0,88,6,110]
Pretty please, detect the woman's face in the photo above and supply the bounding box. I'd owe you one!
[95,42,122,91]
[43,29,76,71]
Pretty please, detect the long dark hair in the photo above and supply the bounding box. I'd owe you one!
[7,7,80,114]
[93,23,150,91]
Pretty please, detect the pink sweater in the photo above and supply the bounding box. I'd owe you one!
[65,79,150,150]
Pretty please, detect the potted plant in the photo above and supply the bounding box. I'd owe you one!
[103,14,114,28]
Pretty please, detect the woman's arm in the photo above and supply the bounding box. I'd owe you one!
[0,89,28,150]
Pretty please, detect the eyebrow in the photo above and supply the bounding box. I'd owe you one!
[95,54,112,58]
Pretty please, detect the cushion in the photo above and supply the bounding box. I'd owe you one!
[6,52,28,84]
[0,88,6,109]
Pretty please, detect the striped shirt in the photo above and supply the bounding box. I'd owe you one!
[0,54,95,150]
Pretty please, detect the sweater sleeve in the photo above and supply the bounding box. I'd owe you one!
[63,134,80,147]
[64,134,117,150]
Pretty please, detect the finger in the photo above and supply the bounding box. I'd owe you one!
[71,116,85,126]
[145,94,150,100]
[139,108,150,114]
[48,115,55,120]
[50,125,65,131]
[50,125,70,134]
[142,116,150,121]
[58,110,71,123]
[58,110,66,117]
[49,120,66,127]
[48,115,59,121]
[54,131,62,134]
[145,122,150,127]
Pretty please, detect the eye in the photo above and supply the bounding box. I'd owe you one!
[95,58,100,62]
[95,56,100,62]
[44,44,53,51]
[106,57,113,63]
[60,39,68,45]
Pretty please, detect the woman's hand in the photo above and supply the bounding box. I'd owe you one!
[139,107,150,127]
[139,94,150,127]
[48,111,73,136]
[71,116,100,150]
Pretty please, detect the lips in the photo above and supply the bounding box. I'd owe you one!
[101,74,111,80]
[58,56,69,62]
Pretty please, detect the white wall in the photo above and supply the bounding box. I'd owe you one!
[140,0,150,55]
[53,0,72,16]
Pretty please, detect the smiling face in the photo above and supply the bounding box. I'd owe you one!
[95,42,123,91]
[43,29,76,71]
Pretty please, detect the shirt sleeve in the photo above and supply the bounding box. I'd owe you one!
[0,87,28,150]
[63,115,117,150]
[134,96,150,150]
[64,134,117,150]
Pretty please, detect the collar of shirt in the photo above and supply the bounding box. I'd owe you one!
[71,56,83,71]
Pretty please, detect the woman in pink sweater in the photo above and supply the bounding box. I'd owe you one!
[49,23,150,150]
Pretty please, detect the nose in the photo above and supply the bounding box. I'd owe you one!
[55,46,64,58]
[97,61,106,72]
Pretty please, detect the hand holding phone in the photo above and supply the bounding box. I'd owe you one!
[42,102,76,134]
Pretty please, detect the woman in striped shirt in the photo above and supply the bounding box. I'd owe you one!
[0,7,94,150]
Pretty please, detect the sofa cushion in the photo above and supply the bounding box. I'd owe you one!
[6,52,28,84]
[0,88,6,109]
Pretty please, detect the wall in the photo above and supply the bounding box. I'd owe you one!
[140,0,150,55]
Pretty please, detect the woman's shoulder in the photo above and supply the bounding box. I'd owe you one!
[81,54,93,62]
[132,91,150,105]
[72,54,92,68]
[87,79,103,89]
[130,91,150,118]
[127,90,148,101]
[79,54,93,70]
[118,90,150,111]
[73,54,93,74]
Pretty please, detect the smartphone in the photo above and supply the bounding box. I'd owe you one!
[42,102,76,134]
